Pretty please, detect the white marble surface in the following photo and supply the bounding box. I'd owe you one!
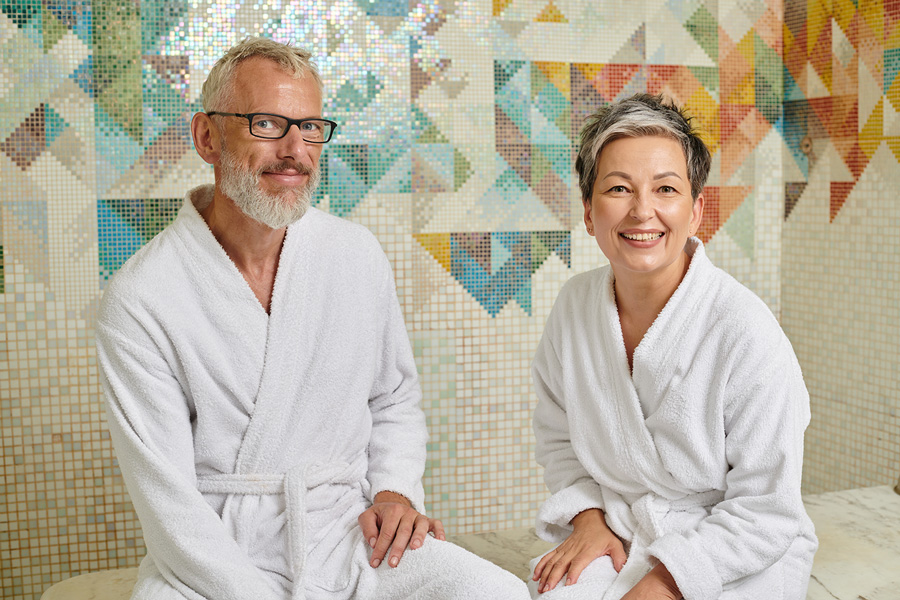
[447,526,555,581]
[803,485,900,600]
[40,567,138,600]
[40,486,900,600]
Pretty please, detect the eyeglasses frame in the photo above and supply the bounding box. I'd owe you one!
[206,112,338,143]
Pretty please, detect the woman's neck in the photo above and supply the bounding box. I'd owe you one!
[613,251,691,370]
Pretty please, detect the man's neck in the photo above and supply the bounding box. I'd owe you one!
[200,188,286,313]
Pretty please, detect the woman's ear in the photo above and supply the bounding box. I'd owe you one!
[690,193,705,237]
[191,112,221,165]
[583,199,594,235]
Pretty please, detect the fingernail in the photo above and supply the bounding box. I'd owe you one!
[369,537,376,548]
[566,578,571,586]
[372,559,380,568]
[411,539,420,549]
[389,556,399,567]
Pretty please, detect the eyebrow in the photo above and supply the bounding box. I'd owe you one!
[601,171,684,181]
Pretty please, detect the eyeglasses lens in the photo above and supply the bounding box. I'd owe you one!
[249,114,332,142]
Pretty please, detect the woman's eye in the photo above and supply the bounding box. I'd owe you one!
[659,185,676,193]
[610,185,628,193]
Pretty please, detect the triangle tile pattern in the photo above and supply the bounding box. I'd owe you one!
[5,2,900,593]
[783,0,900,221]
[2,104,48,169]
[493,59,578,236]
[98,197,181,284]
[415,231,571,316]
[6,0,891,318]
[535,1,567,24]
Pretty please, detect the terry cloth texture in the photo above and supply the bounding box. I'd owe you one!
[530,238,817,600]
[97,185,528,600]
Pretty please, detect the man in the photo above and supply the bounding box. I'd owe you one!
[96,37,528,600]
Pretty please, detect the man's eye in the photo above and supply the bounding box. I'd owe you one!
[301,121,322,131]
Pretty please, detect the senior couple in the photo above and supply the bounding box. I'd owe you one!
[96,38,817,600]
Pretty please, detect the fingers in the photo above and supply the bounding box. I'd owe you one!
[536,550,571,594]
[543,558,569,593]
[367,504,436,569]
[533,552,553,580]
[610,540,627,572]
[357,509,379,551]
[430,518,446,541]
[408,514,433,550]
[369,509,397,568]
[385,512,418,567]
[564,554,593,586]
[532,537,629,593]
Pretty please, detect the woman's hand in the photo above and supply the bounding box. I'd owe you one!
[532,508,627,593]
[620,563,682,600]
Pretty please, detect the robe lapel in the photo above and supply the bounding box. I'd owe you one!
[233,210,318,475]
[599,269,687,493]
[175,194,270,418]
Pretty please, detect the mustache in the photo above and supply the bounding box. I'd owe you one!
[256,161,316,177]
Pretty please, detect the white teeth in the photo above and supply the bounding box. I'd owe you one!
[621,232,663,241]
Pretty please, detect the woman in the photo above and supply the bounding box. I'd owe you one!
[529,94,817,600]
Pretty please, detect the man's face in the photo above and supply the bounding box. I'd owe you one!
[214,57,325,229]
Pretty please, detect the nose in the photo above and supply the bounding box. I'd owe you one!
[629,188,654,221]
[276,123,318,164]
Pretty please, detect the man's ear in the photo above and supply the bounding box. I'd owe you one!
[191,112,221,165]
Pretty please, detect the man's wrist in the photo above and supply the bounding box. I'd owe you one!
[373,490,412,507]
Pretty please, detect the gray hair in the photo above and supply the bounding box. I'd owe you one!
[201,37,323,112]
[575,93,711,202]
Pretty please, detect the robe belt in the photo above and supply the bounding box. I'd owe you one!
[196,454,368,600]
[632,489,726,540]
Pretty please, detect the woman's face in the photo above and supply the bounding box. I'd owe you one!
[584,135,704,285]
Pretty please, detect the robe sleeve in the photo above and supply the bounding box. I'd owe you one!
[532,310,607,543]
[364,256,428,513]
[96,296,282,600]
[648,330,812,600]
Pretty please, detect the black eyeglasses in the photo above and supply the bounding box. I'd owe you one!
[207,112,338,143]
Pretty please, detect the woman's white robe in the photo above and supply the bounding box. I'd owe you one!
[96,185,527,600]
[531,239,817,600]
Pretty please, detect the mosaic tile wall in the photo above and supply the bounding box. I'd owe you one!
[0,0,896,598]
[780,0,900,493]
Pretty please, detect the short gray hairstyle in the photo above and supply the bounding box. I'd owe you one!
[201,37,323,112]
[575,93,711,202]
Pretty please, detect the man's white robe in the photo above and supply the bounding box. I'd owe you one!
[97,185,527,600]
[530,239,817,600]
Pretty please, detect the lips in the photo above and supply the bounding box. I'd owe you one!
[260,162,316,189]
[620,231,663,241]
[260,161,314,177]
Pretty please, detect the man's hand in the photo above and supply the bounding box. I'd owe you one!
[621,564,682,600]
[358,491,445,569]
[532,508,627,593]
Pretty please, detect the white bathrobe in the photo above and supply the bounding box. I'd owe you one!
[97,185,528,600]
[531,239,817,600]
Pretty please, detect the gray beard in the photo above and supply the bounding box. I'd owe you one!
[218,148,320,229]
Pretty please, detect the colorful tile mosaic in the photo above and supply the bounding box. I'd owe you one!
[1,0,898,598]
[780,0,900,496]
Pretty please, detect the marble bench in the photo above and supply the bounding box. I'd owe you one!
[42,486,900,600]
